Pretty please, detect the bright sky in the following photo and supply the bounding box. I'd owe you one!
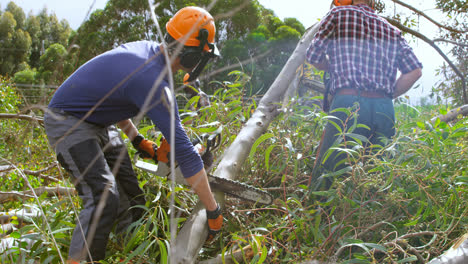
[8,0,452,103]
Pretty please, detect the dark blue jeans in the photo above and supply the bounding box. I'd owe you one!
[311,93,395,189]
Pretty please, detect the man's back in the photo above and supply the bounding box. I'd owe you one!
[49,40,166,126]
[307,4,422,96]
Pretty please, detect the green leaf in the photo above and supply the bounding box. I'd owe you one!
[157,240,168,263]
[455,176,468,186]
[404,219,418,226]
[265,144,278,171]
[281,174,286,183]
[249,133,274,161]
[258,245,268,263]
[397,256,418,263]
[10,231,21,239]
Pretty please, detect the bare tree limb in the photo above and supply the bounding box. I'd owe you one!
[433,38,468,47]
[431,105,468,123]
[0,187,76,203]
[0,165,14,173]
[385,17,468,105]
[23,162,60,182]
[0,113,44,124]
[0,163,60,182]
[390,0,467,34]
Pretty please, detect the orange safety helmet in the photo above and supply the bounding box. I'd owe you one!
[334,0,353,6]
[334,0,376,9]
[166,6,216,53]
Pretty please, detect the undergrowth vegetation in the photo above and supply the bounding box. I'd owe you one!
[0,73,467,263]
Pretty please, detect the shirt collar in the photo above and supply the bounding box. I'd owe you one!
[355,3,375,13]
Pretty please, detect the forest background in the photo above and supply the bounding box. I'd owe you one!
[0,0,467,263]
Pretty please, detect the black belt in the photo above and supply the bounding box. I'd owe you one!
[337,88,391,98]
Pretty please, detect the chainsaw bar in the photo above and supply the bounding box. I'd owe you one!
[134,159,272,205]
[206,174,273,205]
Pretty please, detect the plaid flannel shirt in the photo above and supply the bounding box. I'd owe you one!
[306,4,422,96]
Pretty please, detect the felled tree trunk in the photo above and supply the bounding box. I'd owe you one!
[170,23,320,264]
[430,104,468,123]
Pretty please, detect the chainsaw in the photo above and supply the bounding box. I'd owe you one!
[134,133,273,205]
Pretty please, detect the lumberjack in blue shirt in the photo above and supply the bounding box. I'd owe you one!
[45,7,223,263]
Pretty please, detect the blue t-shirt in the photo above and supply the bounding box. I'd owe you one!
[49,40,203,177]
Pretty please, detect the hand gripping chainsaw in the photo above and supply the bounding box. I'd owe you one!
[134,133,273,205]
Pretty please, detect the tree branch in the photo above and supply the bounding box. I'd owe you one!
[433,38,468,47]
[0,163,60,182]
[0,113,44,124]
[390,0,467,34]
[385,17,467,105]
[0,187,76,203]
[430,104,468,123]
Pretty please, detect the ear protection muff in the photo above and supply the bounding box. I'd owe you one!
[334,0,353,6]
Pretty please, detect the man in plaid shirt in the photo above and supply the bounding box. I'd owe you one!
[307,0,422,190]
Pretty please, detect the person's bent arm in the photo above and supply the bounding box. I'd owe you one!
[393,68,422,99]
[117,119,139,141]
[185,168,217,211]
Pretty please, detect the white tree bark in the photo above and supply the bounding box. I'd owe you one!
[171,23,320,264]
[430,104,468,123]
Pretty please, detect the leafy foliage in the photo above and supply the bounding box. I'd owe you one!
[2,72,467,263]
[1,1,468,263]
[0,2,71,81]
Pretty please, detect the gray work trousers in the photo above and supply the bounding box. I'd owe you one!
[44,109,145,262]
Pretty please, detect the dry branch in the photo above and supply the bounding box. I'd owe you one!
[0,113,44,124]
[172,23,320,264]
[0,165,14,173]
[0,186,75,203]
[0,163,60,182]
[433,38,468,48]
[430,104,468,123]
[390,0,467,34]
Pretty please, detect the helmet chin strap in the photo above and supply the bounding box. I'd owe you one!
[185,45,218,82]
[184,30,219,82]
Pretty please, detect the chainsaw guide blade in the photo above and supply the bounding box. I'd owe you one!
[135,160,272,205]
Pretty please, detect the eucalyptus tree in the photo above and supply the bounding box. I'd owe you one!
[0,2,71,76]
[5,1,25,29]
[0,10,31,76]
[27,8,71,69]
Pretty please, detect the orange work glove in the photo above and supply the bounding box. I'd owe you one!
[132,134,157,160]
[156,138,171,163]
[206,204,223,241]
